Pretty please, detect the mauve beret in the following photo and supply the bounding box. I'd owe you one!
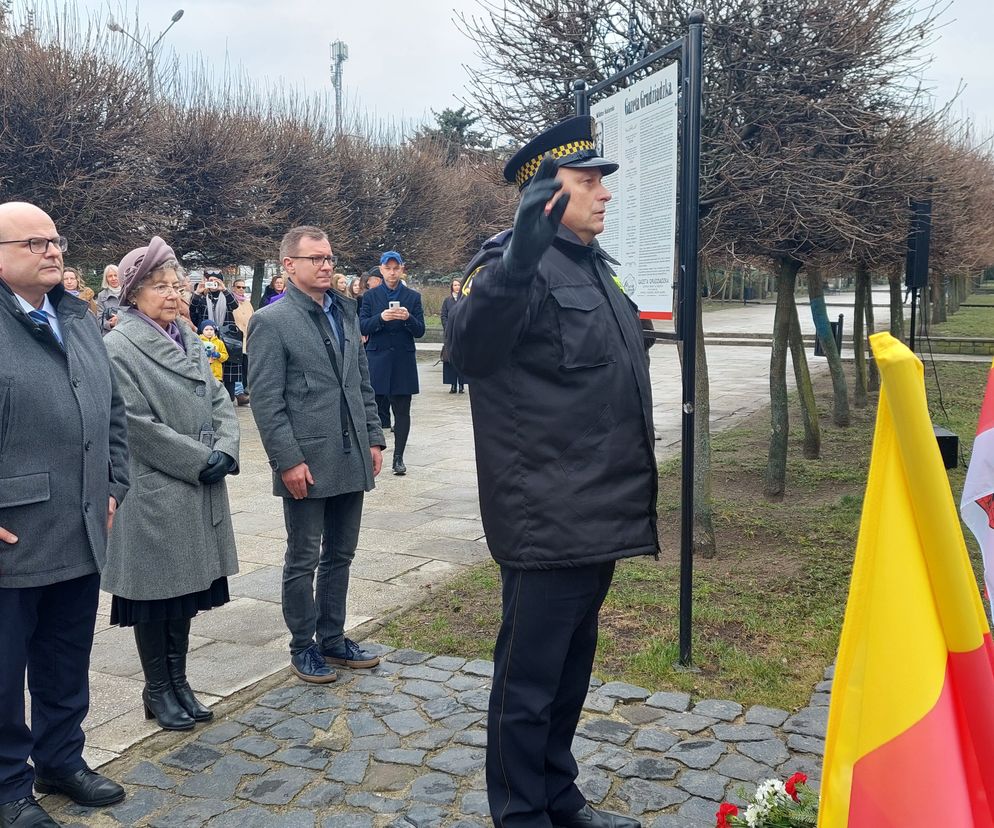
[119,236,176,303]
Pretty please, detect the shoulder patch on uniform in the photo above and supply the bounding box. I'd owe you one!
[462,266,483,296]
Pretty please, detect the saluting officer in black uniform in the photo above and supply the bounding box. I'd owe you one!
[447,117,658,828]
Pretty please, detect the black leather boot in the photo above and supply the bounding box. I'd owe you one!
[166,618,213,722]
[133,622,195,731]
[393,454,407,476]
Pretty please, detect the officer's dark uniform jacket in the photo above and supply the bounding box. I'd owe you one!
[447,224,658,570]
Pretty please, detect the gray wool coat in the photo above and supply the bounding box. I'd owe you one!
[0,282,130,588]
[101,312,240,601]
[247,279,385,499]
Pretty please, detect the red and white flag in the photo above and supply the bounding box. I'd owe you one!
[961,357,994,621]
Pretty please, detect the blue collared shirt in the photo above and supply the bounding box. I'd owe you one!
[14,291,63,342]
[322,292,343,347]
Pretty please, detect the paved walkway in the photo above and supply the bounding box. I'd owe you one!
[48,643,832,828]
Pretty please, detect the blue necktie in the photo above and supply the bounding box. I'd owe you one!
[28,309,62,344]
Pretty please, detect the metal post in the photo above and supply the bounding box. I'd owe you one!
[909,286,918,352]
[677,9,704,668]
[108,9,183,104]
[573,79,588,116]
[330,41,350,136]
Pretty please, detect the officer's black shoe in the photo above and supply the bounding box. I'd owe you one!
[393,455,407,476]
[449,385,457,393]
[552,804,641,828]
[0,797,61,827]
[34,768,125,807]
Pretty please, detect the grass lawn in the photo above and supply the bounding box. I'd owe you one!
[923,288,994,342]
[381,318,992,710]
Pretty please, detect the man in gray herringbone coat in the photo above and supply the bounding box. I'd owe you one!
[248,226,386,685]
[0,202,130,826]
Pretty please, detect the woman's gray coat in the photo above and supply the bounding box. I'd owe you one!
[101,312,240,601]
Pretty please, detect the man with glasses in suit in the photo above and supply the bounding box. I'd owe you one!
[248,226,386,684]
[0,202,130,828]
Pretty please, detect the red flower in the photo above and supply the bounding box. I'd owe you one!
[716,802,739,828]
[785,772,808,801]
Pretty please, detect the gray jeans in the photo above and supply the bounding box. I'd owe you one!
[282,491,364,656]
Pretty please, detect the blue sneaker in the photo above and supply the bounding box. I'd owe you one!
[322,638,381,669]
[291,644,337,684]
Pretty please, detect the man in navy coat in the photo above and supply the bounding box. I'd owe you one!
[358,251,425,475]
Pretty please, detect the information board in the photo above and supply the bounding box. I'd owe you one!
[591,60,679,320]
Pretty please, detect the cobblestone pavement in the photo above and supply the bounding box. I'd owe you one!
[46,643,831,828]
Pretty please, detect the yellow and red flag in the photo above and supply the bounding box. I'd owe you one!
[818,333,994,828]
[960,356,994,621]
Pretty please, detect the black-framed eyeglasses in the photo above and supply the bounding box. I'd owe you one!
[0,236,68,255]
[287,255,338,268]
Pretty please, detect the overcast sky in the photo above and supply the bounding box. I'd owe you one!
[43,0,994,133]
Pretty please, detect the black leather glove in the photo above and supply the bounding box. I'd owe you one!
[502,153,570,280]
[198,450,236,484]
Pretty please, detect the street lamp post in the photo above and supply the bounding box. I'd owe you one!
[108,9,184,102]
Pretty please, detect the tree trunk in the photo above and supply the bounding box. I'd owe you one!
[765,257,801,498]
[948,273,959,315]
[693,296,716,558]
[673,256,716,557]
[853,266,868,408]
[864,271,879,392]
[807,266,850,426]
[933,273,946,323]
[789,297,820,459]
[888,265,904,341]
[251,260,265,309]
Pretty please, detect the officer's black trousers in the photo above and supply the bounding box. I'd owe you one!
[487,561,615,828]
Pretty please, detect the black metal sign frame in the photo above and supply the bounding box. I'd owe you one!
[573,10,704,667]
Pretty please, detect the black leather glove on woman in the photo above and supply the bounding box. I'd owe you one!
[198,451,236,484]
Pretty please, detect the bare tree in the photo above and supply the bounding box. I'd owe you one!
[459,0,979,501]
[0,8,155,265]
[148,102,280,266]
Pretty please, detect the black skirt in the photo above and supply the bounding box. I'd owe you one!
[110,577,230,627]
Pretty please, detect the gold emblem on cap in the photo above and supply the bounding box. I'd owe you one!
[514,139,597,188]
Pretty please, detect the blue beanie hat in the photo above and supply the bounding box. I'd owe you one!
[198,319,217,334]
